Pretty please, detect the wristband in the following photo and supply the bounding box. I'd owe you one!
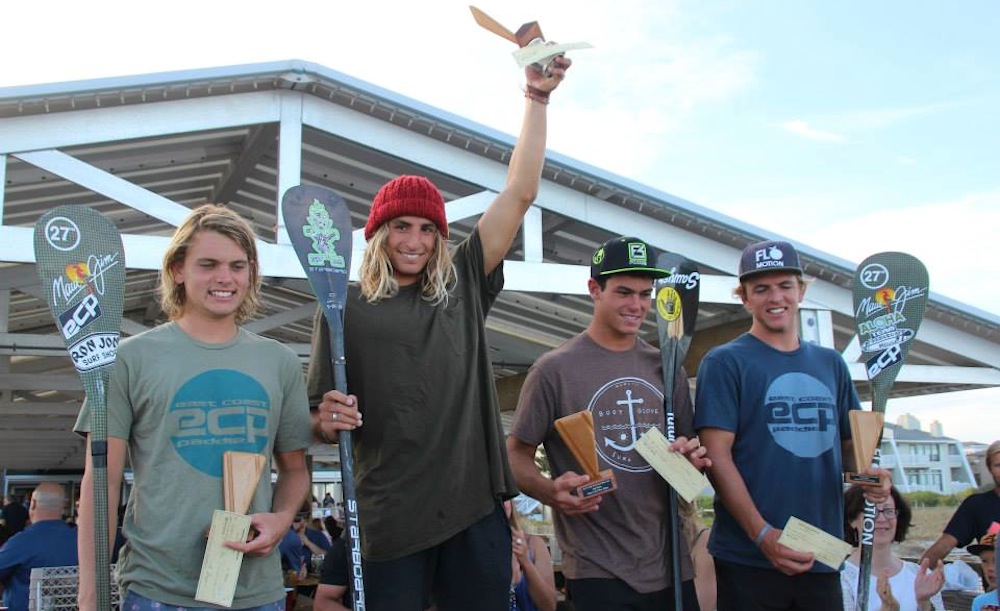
[754,523,773,547]
[524,85,550,105]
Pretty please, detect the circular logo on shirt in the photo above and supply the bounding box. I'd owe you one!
[590,377,664,472]
[764,372,838,458]
[169,370,271,476]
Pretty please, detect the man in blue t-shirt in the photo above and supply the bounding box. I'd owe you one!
[695,239,890,611]
[0,483,78,611]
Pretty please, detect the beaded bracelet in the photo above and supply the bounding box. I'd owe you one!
[524,85,550,105]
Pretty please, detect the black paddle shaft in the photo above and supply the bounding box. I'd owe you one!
[281,185,366,609]
[654,252,701,610]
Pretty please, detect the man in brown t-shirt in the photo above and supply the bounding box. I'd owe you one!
[507,236,710,611]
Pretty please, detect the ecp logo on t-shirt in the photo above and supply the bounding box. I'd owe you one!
[169,369,271,476]
[764,372,837,458]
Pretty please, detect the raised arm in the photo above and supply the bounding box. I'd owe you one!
[479,58,571,274]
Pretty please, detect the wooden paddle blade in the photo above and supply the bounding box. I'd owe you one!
[223,452,266,514]
[469,6,518,44]
[849,411,884,472]
[852,252,929,412]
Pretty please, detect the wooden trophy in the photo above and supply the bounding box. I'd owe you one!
[554,411,617,498]
[845,411,883,486]
[195,452,266,607]
[223,451,267,514]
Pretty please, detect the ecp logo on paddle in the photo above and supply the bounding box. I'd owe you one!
[58,293,102,340]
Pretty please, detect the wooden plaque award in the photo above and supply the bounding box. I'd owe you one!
[554,411,617,498]
[195,452,266,607]
[223,452,267,514]
[845,411,884,486]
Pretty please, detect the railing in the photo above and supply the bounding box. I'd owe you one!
[28,565,121,611]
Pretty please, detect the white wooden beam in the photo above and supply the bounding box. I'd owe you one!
[276,92,302,245]
[13,150,192,226]
[0,92,282,154]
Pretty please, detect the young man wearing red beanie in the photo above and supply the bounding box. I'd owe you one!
[308,56,572,611]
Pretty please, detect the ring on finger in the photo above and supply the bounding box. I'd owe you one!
[331,412,338,421]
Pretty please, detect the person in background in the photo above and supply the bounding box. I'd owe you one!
[922,441,1000,568]
[0,483,78,611]
[840,484,944,611]
[0,495,28,538]
[505,499,557,611]
[314,533,353,611]
[681,500,716,611]
[968,530,997,611]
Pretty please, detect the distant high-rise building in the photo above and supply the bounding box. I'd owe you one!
[929,420,943,437]
[897,413,921,431]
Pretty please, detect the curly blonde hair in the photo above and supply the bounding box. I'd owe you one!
[158,204,262,323]
[359,223,456,305]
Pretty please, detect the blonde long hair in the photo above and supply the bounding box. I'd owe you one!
[158,204,262,323]
[359,223,456,304]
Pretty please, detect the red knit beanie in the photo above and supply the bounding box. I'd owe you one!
[364,175,448,241]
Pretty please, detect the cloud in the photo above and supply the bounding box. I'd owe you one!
[813,98,992,133]
[885,387,1000,444]
[714,189,1000,315]
[808,188,1000,315]
[778,119,847,143]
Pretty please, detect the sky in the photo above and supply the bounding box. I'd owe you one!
[2,0,997,443]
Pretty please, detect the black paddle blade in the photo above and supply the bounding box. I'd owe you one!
[654,253,701,432]
[33,206,126,374]
[281,185,353,314]
[655,253,700,346]
[852,252,929,412]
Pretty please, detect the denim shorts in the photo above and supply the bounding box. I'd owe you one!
[121,590,284,611]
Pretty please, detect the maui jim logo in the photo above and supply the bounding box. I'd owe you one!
[50,252,121,308]
[855,285,926,319]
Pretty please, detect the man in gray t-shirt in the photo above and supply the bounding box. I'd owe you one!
[75,205,312,611]
[508,236,710,611]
